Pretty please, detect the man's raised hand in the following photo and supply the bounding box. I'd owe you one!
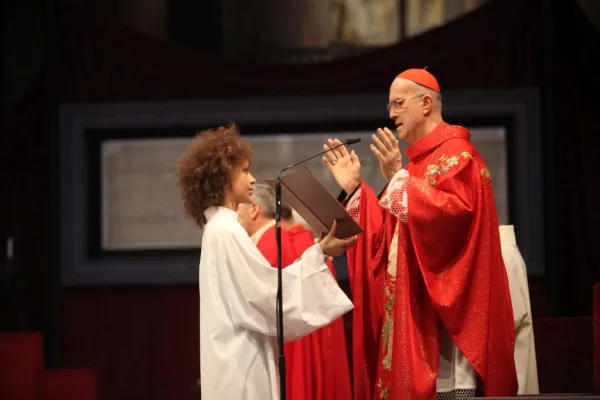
[321,138,361,194]
[370,127,403,181]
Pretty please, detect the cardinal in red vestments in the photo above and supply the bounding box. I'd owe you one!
[238,184,353,400]
[321,69,518,400]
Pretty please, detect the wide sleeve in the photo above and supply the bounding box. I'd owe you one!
[344,182,389,400]
[220,228,353,341]
[345,183,387,326]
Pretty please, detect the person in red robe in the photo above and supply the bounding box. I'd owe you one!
[321,68,518,399]
[281,211,353,400]
[238,184,353,400]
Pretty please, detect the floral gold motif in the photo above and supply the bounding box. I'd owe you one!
[377,379,390,400]
[440,155,458,172]
[425,164,439,177]
[480,168,491,178]
[425,151,472,186]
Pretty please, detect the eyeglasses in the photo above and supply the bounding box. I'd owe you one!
[386,95,424,112]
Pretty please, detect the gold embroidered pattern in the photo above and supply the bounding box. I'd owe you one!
[380,223,399,372]
[377,379,390,400]
[381,286,395,371]
[425,164,440,176]
[385,290,395,311]
[480,168,491,178]
[425,152,472,186]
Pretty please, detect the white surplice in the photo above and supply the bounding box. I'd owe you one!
[198,206,353,400]
[436,330,477,397]
[499,225,539,394]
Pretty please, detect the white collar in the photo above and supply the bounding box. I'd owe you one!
[204,206,239,223]
[250,220,276,245]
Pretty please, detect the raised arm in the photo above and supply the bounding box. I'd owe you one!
[220,226,353,341]
[323,138,389,400]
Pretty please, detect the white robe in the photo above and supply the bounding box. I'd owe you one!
[499,225,539,394]
[198,206,353,400]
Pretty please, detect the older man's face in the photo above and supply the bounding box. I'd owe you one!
[388,78,425,143]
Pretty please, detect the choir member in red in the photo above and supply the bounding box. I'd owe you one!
[281,210,353,400]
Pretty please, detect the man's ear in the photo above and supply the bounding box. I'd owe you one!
[251,203,260,220]
[422,94,434,114]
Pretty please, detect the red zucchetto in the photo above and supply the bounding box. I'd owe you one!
[397,67,440,93]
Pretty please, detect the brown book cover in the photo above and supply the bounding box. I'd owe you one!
[266,167,364,239]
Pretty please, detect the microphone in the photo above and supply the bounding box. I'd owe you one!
[274,137,361,400]
[280,138,362,173]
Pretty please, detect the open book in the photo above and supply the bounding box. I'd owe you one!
[266,167,364,239]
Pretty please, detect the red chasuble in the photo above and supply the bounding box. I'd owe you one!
[346,122,518,400]
[256,224,353,400]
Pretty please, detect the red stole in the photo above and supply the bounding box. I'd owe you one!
[256,225,353,400]
[347,122,518,399]
[254,224,298,269]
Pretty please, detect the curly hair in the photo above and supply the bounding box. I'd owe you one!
[176,123,252,227]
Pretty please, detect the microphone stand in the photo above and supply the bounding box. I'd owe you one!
[275,138,361,400]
